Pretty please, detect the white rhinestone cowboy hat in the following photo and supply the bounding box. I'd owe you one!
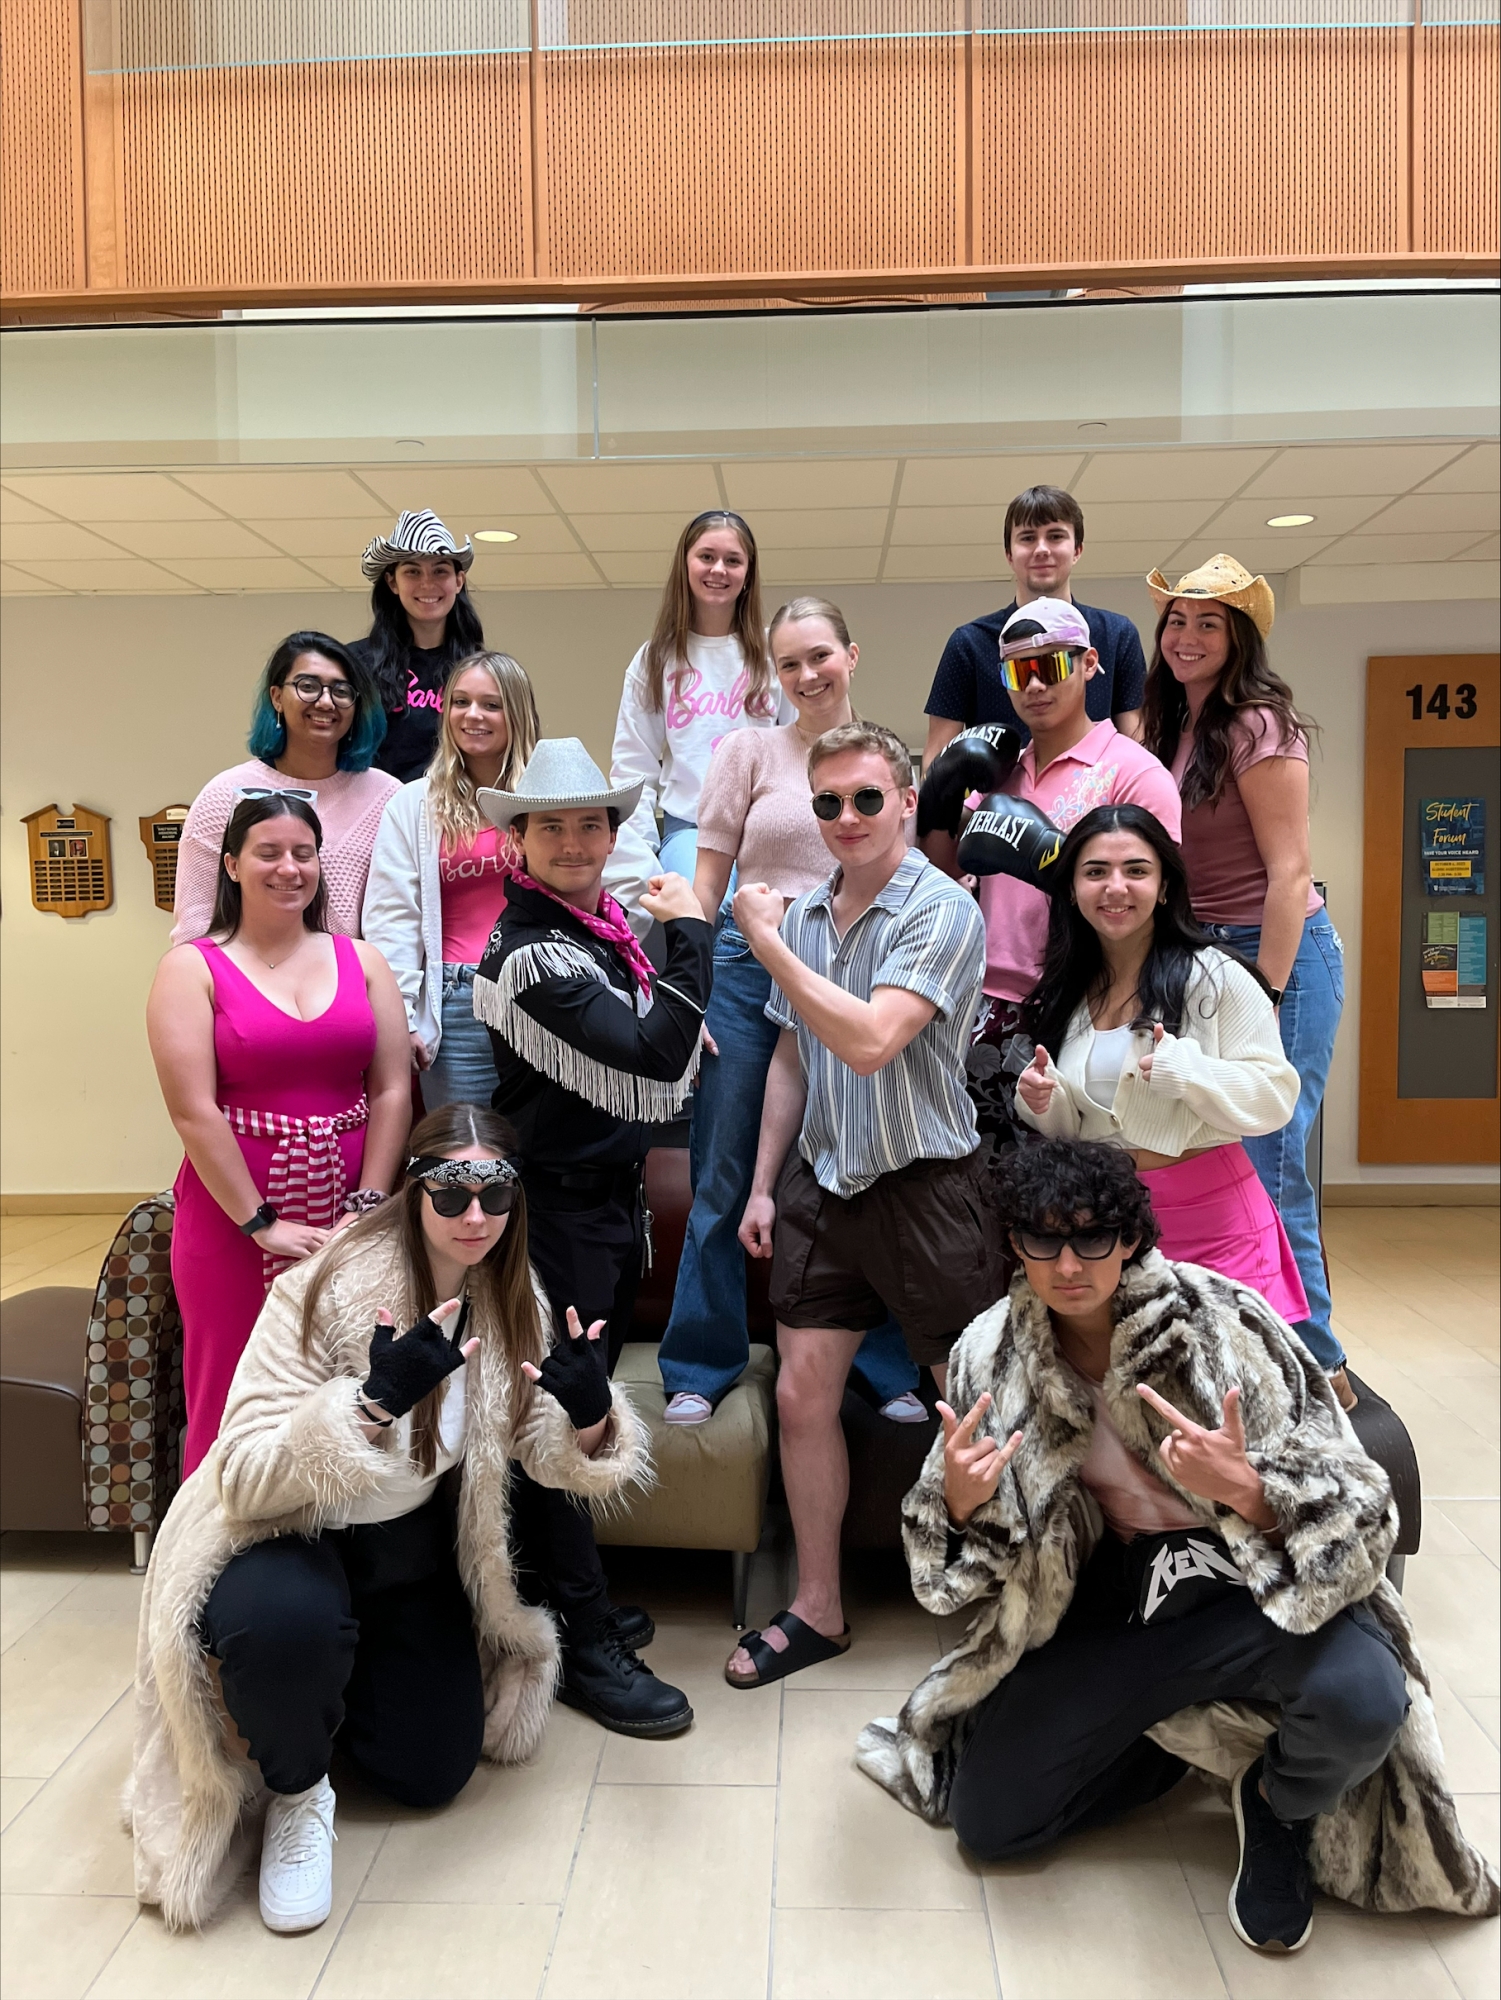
[477,739,644,831]
[360,508,475,581]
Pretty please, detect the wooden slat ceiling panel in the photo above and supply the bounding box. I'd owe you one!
[0,0,84,296]
[1422,28,1501,255]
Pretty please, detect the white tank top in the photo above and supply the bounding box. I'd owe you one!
[1084,1024,1134,1110]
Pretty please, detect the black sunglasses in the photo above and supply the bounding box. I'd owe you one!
[1015,1228,1120,1261]
[811,785,893,822]
[422,1182,519,1219]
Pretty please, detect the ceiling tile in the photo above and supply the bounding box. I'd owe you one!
[889,507,1008,547]
[760,548,881,584]
[1072,543,1175,578]
[1454,534,1499,561]
[1306,531,1494,565]
[569,512,688,555]
[0,522,136,561]
[15,558,197,592]
[1168,535,1336,571]
[1240,445,1463,498]
[103,519,290,559]
[1200,495,1390,539]
[593,551,677,586]
[538,464,722,515]
[1354,491,1501,536]
[896,456,1084,508]
[301,556,370,589]
[1074,499,1217,542]
[0,488,62,525]
[723,461,896,511]
[155,557,332,590]
[882,545,1007,582]
[356,467,555,516]
[0,562,64,592]
[468,515,583,556]
[1415,443,1500,495]
[1,472,226,521]
[1073,449,1275,502]
[475,552,603,589]
[175,470,383,518]
[748,508,889,546]
[247,517,391,559]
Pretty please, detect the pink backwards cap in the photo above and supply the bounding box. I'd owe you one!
[999,597,1092,658]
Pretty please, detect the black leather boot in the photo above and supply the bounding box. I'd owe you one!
[606,1603,655,1650]
[559,1624,693,1737]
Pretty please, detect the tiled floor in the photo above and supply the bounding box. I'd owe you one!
[2,1205,1497,1999]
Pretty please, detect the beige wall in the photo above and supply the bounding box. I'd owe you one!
[3,579,1498,1195]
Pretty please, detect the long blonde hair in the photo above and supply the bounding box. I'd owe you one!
[642,510,775,717]
[427,652,539,848]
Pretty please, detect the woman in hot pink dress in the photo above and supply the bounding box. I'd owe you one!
[147,793,412,1474]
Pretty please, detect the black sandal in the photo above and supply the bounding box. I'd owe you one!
[724,1610,851,1689]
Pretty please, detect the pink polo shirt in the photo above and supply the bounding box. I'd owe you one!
[980,718,1183,1002]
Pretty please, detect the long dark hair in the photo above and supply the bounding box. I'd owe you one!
[208,794,330,940]
[1019,804,1270,1055]
[1141,600,1311,810]
[362,568,486,713]
[642,510,775,716]
[246,631,386,773]
[300,1104,545,1475]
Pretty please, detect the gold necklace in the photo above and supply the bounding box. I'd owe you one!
[243,934,307,973]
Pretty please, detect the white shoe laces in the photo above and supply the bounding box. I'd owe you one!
[268,1793,336,1869]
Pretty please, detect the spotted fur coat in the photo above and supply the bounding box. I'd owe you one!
[126,1234,649,1931]
[855,1249,1498,1919]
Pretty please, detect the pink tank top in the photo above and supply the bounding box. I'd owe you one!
[195,933,377,1117]
[440,827,508,965]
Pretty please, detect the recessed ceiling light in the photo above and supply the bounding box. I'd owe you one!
[1266,513,1315,527]
[475,528,519,543]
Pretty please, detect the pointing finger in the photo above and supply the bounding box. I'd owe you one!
[956,1392,993,1443]
[936,1401,959,1444]
[1136,1383,1197,1434]
[460,1337,481,1359]
[375,1308,395,1327]
[1221,1386,1246,1447]
[520,1360,541,1381]
[585,1318,606,1344]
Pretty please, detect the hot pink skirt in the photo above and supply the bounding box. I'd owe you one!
[1136,1143,1310,1325]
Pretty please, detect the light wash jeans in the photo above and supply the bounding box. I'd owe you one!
[1205,914,1346,1371]
[421,964,499,1113]
[658,813,700,883]
[657,917,920,1408]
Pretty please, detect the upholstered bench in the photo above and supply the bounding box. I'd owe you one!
[593,1341,776,1626]
[0,1286,92,1534]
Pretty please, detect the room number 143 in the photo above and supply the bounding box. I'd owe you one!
[1406,682,1478,720]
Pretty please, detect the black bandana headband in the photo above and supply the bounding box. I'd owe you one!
[407,1155,519,1189]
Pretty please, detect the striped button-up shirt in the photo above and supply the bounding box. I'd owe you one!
[766,849,986,1198]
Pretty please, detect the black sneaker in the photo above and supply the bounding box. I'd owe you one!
[1229,1757,1314,1952]
[606,1603,655,1651]
[559,1628,693,1738]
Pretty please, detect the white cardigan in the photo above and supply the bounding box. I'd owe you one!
[1018,950,1300,1156]
[363,779,445,1057]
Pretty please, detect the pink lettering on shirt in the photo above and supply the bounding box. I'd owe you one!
[406,669,445,712]
[665,664,753,732]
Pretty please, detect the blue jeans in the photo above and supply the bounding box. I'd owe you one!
[658,919,919,1407]
[1205,914,1345,1371]
[658,814,700,882]
[421,964,499,1114]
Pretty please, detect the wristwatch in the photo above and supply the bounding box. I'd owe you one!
[1266,986,1284,1007]
[239,1201,278,1238]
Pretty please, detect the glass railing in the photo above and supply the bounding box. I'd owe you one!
[83,0,1496,74]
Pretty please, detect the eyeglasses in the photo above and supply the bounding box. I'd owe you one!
[285,674,358,708]
[421,1182,519,1219]
[232,785,318,805]
[1015,1228,1120,1261]
[811,785,894,822]
[998,649,1084,694]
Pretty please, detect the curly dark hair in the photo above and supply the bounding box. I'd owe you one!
[993,1139,1159,1265]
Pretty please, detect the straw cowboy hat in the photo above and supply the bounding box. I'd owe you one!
[1145,554,1275,638]
[360,508,474,581]
[477,739,644,831]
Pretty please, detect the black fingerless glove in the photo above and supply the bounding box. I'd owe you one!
[533,1322,612,1430]
[361,1311,467,1420]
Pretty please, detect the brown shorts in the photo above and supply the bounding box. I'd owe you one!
[767,1146,1009,1365]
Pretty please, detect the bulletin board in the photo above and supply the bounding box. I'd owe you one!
[1359,655,1500,1163]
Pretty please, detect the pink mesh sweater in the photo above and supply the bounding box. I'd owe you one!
[170,758,401,945]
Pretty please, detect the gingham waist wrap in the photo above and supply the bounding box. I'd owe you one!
[222,1096,369,1283]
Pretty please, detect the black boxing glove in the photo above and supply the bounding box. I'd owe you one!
[361,1308,468,1420]
[532,1314,613,1430]
[957,794,1065,888]
[916,726,1023,839]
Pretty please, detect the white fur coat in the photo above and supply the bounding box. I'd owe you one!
[127,1234,649,1930]
[856,1251,1499,1920]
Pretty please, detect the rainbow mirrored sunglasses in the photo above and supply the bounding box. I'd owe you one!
[998,647,1086,694]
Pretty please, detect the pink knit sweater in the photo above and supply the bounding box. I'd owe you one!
[170,758,401,945]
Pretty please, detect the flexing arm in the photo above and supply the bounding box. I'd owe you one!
[353,941,416,1194]
[738,1029,808,1257]
[1238,755,1314,994]
[508,914,713,1081]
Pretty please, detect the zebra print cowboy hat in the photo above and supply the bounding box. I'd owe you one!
[1145,554,1275,637]
[477,738,643,831]
[360,508,475,581]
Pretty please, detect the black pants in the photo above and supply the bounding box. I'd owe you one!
[200,1490,484,1805]
[509,1171,644,1640]
[949,1534,1409,1862]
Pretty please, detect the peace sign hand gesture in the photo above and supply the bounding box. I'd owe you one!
[936,1391,1024,1528]
[1135,1384,1277,1530]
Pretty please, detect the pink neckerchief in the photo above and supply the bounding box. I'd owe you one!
[499,855,656,998]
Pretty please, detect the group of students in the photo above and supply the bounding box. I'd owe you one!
[131,492,1496,1951]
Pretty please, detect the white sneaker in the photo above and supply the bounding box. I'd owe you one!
[878,1391,929,1424]
[663,1392,713,1426]
[259,1777,337,1933]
